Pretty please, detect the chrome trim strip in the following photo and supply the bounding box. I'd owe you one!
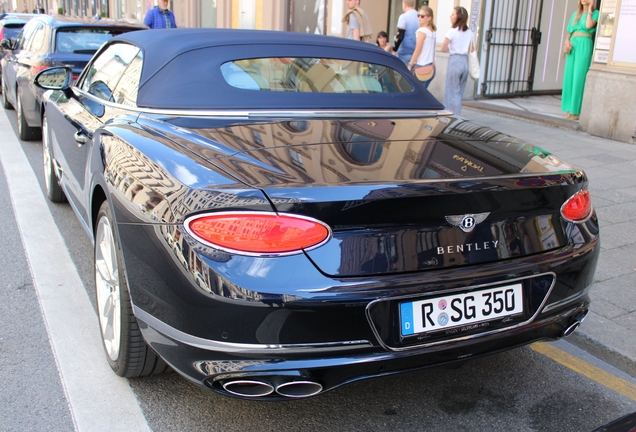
[541,290,586,313]
[71,88,452,118]
[365,272,558,352]
[133,307,372,353]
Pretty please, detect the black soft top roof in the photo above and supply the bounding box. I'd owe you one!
[111,28,445,111]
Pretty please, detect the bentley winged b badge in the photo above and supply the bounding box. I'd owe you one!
[445,213,490,233]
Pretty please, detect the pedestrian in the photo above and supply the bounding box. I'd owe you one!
[562,0,598,121]
[392,0,419,65]
[376,31,393,53]
[144,0,177,29]
[441,6,474,115]
[342,0,373,42]
[408,6,436,89]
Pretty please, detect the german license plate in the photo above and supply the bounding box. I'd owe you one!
[400,283,523,336]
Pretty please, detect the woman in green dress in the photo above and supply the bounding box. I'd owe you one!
[562,0,599,121]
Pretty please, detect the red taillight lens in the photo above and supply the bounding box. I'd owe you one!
[185,212,331,256]
[31,64,51,76]
[561,190,592,222]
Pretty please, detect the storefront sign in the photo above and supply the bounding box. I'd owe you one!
[596,36,612,50]
[594,50,609,63]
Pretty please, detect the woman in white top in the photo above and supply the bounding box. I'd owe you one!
[441,6,474,115]
[407,6,437,89]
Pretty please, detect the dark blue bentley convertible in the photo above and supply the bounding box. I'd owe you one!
[35,28,599,399]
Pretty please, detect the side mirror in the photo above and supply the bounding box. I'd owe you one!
[0,38,14,50]
[34,66,73,91]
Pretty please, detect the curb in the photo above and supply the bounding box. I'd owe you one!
[463,100,582,131]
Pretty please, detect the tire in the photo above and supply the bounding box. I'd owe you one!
[42,115,66,203]
[2,79,13,110]
[94,201,169,377]
[17,87,41,141]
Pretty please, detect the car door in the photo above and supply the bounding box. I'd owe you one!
[2,19,36,103]
[16,21,47,124]
[47,42,142,224]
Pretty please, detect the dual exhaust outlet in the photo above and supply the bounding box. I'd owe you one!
[221,376,323,399]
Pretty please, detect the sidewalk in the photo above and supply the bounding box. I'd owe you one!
[462,97,636,377]
[464,94,581,131]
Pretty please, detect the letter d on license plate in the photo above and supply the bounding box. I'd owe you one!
[400,283,523,336]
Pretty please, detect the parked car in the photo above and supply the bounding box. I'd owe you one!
[0,15,146,140]
[0,13,35,90]
[35,28,600,400]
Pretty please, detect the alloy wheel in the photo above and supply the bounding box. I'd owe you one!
[95,215,122,362]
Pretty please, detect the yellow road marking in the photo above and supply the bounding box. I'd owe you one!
[531,342,636,401]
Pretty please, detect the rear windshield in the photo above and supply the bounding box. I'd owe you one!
[220,58,414,94]
[55,28,123,54]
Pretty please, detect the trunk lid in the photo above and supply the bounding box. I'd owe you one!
[149,115,587,277]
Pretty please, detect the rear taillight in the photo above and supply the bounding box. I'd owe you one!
[561,190,592,222]
[184,212,331,256]
[0,29,4,41]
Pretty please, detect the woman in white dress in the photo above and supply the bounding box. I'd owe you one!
[407,6,437,89]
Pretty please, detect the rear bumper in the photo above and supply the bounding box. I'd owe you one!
[137,297,589,399]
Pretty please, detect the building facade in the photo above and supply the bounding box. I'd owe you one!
[4,0,633,143]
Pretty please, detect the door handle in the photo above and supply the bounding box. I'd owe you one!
[74,130,88,145]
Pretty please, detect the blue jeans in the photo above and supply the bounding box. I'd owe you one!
[444,54,468,115]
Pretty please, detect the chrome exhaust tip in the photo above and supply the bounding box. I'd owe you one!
[275,380,323,398]
[222,379,275,398]
[562,309,589,337]
[562,321,581,337]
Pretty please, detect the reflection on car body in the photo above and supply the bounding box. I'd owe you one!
[35,28,599,400]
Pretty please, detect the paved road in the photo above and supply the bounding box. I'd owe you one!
[1,106,636,431]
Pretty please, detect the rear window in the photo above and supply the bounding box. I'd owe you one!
[220,58,413,94]
[3,24,25,39]
[55,28,123,54]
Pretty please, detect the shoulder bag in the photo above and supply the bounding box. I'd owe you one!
[468,39,480,80]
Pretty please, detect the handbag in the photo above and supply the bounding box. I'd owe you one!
[468,40,480,80]
[415,64,434,82]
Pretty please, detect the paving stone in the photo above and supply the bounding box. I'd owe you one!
[587,153,629,164]
[594,222,636,250]
[595,203,636,225]
[614,312,636,332]
[589,296,630,319]
[589,179,636,197]
[592,244,636,282]
[568,157,609,169]
[590,274,636,314]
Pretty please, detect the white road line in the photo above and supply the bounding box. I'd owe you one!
[0,109,151,431]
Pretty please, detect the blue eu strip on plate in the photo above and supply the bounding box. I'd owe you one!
[400,302,414,336]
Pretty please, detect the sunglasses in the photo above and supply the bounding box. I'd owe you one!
[417,14,430,18]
